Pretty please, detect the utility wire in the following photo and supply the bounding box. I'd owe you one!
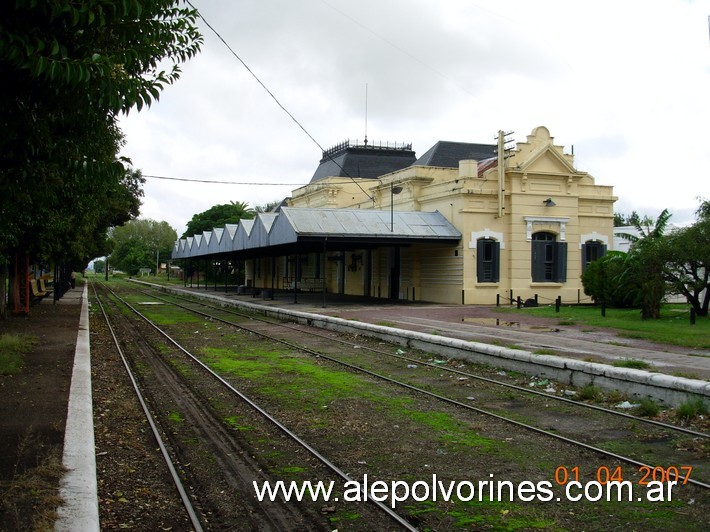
[143,174,306,186]
[143,174,368,187]
[185,1,376,202]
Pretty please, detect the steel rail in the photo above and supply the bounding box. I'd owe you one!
[92,286,204,531]
[132,285,709,490]
[141,286,709,440]
[102,283,419,531]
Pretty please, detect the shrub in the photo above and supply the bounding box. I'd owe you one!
[676,397,709,421]
[635,397,660,417]
[578,384,602,401]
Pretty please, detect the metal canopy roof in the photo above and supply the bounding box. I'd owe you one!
[171,208,460,260]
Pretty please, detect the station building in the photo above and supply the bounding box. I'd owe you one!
[172,126,617,305]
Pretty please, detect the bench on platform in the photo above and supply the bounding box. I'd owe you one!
[30,279,48,302]
[39,278,53,296]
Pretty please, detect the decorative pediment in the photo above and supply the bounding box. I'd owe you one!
[512,126,576,175]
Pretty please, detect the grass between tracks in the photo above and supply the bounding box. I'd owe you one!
[116,284,709,529]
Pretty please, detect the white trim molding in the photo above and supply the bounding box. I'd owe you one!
[469,228,505,249]
[579,232,609,248]
[523,216,570,241]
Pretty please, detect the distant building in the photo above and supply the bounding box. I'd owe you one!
[173,126,617,305]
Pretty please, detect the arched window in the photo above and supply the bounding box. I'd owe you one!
[477,238,500,283]
[531,232,567,282]
[582,241,606,272]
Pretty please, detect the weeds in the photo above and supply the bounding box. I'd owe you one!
[0,334,36,375]
[635,398,660,417]
[578,384,602,402]
[0,431,64,532]
[676,397,709,421]
[612,359,651,370]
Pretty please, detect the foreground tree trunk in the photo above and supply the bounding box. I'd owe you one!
[0,260,6,320]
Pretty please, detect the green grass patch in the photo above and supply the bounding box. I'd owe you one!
[612,359,651,370]
[502,304,710,349]
[407,498,556,529]
[533,348,557,356]
[223,416,252,431]
[398,409,497,452]
[121,294,202,325]
[202,346,371,407]
[578,384,602,402]
[203,346,500,454]
[272,466,308,475]
[0,334,36,375]
[635,397,660,417]
[676,397,709,421]
[167,411,184,423]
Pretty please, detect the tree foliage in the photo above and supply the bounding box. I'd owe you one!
[109,219,177,275]
[581,252,637,308]
[0,1,201,254]
[586,204,710,319]
[618,209,671,319]
[183,201,255,238]
[662,200,710,316]
[0,0,201,316]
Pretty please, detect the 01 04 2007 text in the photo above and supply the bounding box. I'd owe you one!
[554,465,693,486]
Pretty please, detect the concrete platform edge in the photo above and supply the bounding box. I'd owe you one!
[145,282,709,407]
[55,285,99,532]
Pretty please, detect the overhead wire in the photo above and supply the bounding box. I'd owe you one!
[184,0,376,202]
[143,174,306,186]
[142,174,374,187]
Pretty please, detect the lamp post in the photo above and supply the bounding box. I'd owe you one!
[390,184,403,232]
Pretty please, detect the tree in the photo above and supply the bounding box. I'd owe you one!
[183,201,255,238]
[663,200,710,316]
[109,219,177,276]
[255,200,283,213]
[581,252,637,308]
[0,1,201,316]
[616,209,672,319]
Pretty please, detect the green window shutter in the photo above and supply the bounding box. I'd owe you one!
[555,242,568,282]
[492,241,500,282]
[531,241,545,282]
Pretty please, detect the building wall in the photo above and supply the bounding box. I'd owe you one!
[286,126,617,305]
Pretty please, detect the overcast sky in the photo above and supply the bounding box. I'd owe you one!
[119,0,710,236]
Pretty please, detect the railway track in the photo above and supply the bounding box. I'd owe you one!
[93,282,417,530]
[92,280,710,529]
[131,283,710,488]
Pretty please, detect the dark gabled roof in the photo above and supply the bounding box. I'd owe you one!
[310,140,416,183]
[413,141,497,168]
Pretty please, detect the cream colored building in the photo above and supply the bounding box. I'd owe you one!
[286,126,616,304]
[173,126,617,305]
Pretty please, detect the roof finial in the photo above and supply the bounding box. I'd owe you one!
[364,83,368,146]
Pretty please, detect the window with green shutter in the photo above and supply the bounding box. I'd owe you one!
[477,238,500,282]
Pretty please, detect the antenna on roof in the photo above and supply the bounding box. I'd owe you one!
[364,83,368,146]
